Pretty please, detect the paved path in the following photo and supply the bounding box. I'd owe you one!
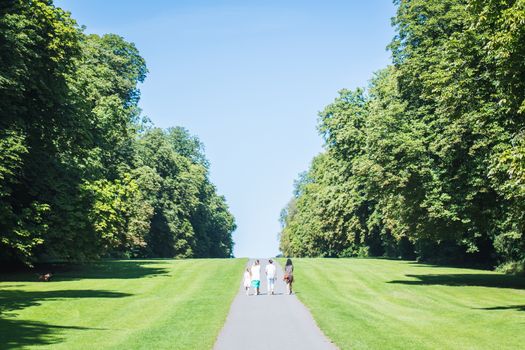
[214,259,337,350]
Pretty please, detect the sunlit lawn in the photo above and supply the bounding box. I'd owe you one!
[0,259,246,350]
[285,258,525,350]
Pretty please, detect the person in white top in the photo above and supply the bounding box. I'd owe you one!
[265,259,277,295]
[243,268,251,296]
[250,260,261,295]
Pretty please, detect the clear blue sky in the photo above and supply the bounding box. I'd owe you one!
[56,0,396,258]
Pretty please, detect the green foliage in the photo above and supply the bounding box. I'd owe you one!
[496,258,525,275]
[81,174,151,255]
[280,0,525,270]
[0,0,235,263]
[0,0,83,263]
[134,128,235,258]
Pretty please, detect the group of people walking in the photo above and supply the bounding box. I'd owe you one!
[243,259,294,296]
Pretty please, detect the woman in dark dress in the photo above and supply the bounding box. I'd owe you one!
[284,258,294,295]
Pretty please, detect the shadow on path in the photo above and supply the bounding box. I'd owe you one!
[388,273,525,290]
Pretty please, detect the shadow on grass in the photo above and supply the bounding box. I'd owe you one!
[61,261,171,281]
[0,260,170,282]
[0,318,109,350]
[0,289,132,315]
[478,305,525,312]
[405,261,493,271]
[388,274,525,290]
[0,288,129,349]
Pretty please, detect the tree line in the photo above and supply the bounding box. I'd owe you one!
[279,0,525,273]
[0,0,235,264]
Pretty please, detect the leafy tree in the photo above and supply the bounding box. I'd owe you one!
[0,0,235,264]
[134,128,235,258]
[280,0,525,272]
[0,0,82,263]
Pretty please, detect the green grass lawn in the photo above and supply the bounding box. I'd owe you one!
[0,259,246,350]
[283,258,525,350]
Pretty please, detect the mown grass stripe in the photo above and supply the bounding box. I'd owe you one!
[280,258,525,350]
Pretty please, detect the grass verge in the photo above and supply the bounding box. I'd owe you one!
[282,258,525,350]
[0,258,246,349]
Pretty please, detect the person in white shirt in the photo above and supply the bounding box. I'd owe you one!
[250,260,261,295]
[243,268,251,296]
[265,259,277,295]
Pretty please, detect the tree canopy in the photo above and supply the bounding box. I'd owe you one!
[280,0,525,273]
[0,0,235,264]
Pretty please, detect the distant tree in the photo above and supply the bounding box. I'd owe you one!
[134,128,235,258]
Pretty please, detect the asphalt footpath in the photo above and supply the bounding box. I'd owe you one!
[213,259,337,350]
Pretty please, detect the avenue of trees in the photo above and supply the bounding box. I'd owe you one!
[0,0,235,264]
[280,0,525,273]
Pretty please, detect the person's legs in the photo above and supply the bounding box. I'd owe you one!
[267,278,274,295]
